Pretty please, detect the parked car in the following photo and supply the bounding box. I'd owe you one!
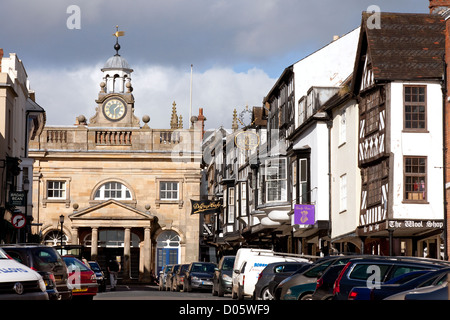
[232,249,310,300]
[273,255,352,300]
[311,263,348,300]
[332,256,450,300]
[282,281,317,300]
[88,261,107,292]
[404,282,448,300]
[165,264,180,291]
[159,264,173,291]
[0,248,48,300]
[183,262,216,292]
[63,256,98,300]
[348,270,432,300]
[212,255,235,297]
[384,269,450,300]
[254,261,309,300]
[37,271,59,300]
[172,264,189,291]
[0,244,71,300]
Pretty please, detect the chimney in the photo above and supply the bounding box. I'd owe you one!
[429,0,450,14]
[0,48,3,72]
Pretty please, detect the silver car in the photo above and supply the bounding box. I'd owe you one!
[158,264,174,291]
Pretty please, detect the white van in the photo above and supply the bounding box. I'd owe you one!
[0,248,48,300]
[231,248,311,300]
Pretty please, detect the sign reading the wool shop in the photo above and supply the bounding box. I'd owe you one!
[294,205,315,225]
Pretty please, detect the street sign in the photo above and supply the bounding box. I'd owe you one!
[9,191,26,206]
[12,213,26,229]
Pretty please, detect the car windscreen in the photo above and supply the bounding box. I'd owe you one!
[63,257,91,272]
[192,263,216,273]
[222,258,235,271]
[89,263,101,272]
[32,247,64,269]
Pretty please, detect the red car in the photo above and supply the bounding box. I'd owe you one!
[63,256,98,299]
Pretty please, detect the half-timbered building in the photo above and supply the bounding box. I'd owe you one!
[352,12,446,257]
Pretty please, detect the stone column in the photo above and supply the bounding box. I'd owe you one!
[123,227,131,281]
[142,227,152,282]
[91,227,98,261]
[71,227,79,245]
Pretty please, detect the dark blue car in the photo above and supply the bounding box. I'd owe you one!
[348,270,431,300]
[332,257,450,300]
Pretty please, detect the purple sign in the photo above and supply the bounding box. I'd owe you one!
[294,205,315,225]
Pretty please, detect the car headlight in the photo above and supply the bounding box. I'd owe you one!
[39,278,47,292]
[192,276,199,280]
[222,274,231,281]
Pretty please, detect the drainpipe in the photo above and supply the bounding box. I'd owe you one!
[326,114,333,247]
[442,51,448,261]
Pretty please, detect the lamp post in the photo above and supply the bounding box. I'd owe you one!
[59,214,64,255]
[23,178,29,243]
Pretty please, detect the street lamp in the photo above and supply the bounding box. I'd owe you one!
[23,179,29,243]
[59,214,64,255]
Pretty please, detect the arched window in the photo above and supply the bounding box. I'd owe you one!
[44,230,68,247]
[94,181,132,200]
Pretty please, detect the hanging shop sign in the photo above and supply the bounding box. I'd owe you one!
[190,199,222,215]
[294,204,315,225]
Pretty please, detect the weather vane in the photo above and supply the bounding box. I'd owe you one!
[113,25,125,56]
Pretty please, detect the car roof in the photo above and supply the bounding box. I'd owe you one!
[0,243,52,248]
[344,256,450,265]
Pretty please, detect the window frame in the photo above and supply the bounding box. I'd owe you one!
[403,156,427,203]
[155,178,184,208]
[43,177,71,208]
[47,180,66,199]
[403,85,427,132]
[159,181,179,201]
[265,157,287,203]
[94,181,132,201]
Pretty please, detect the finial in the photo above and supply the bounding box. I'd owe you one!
[232,108,239,131]
[113,25,125,56]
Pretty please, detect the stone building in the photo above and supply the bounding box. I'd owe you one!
[28,43,203,281]
[0,49,45,244]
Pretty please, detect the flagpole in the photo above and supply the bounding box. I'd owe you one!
[189,64,193,124]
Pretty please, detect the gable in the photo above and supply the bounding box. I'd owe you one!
[352,12,445,94]
[69,199,153,220]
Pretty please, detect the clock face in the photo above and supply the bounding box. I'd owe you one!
[103,98,126,121]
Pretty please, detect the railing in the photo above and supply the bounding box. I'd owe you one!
[46,130,67,143]
[95,130,132,145]
[160,131,180,144]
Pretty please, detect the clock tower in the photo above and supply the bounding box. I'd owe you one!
[89,27,140,128]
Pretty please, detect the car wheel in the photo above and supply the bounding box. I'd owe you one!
[237,285,244,300]
[217,283,224,297]
[300,293,313,300]
[261,287,273,300]
[231,287,237,299]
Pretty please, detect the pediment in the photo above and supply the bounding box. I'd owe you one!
[69,199,153,221]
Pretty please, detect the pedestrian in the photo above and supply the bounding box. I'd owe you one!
[107,258,121,291]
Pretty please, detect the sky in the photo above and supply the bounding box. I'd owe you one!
[0,0,430,130]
